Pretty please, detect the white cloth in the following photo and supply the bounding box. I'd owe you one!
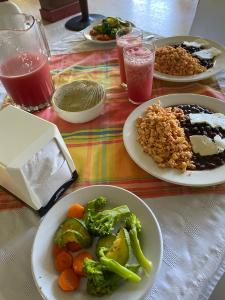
[0,194,225,300]
[145,194,225,300]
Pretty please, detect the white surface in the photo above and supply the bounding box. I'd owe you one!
[31,185,163,300]
[123,93,225,187]
[0,1,21,15]
[190,0,225,46]
[145,193,225,300]
[154,36,225,82]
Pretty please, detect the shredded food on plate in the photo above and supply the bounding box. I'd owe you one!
[155,46,207,76]
[136,103,195,171]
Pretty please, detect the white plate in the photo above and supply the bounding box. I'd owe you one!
[154,35,225,82]
[83,19,116,44]
[123,93,225,187]
[32,185,163,300]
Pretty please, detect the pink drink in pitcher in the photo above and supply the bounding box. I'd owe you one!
[116,28,143,86]
[0,14,53,112]
[0,52,53,108]
[124,44,155,104]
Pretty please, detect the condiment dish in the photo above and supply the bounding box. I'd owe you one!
[52,80,106,123]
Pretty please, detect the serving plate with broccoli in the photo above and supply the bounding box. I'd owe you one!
[83,17,133,43]
[32,185,163,300]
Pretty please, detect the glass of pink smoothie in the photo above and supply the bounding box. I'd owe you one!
[116,27,143,87]
[0,14,53,112]
[123,42,155,104]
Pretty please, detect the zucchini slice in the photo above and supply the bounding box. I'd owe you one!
[54,218,92,248]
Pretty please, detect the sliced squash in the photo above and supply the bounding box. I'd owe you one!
[106,228,131,265]
[96,234,116,258]
[54,218,92,248]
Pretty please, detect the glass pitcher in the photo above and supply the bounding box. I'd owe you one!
[0,14,54,112]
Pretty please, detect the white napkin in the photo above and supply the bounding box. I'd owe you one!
[22,140,72,207]
[0,193,225,300]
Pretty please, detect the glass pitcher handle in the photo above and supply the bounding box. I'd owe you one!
[36,19,51,58]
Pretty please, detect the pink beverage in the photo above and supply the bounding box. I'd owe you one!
[0,52,53,110]
[116,28,143,86]
[124,45,155,104]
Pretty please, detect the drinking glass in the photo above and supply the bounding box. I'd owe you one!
[116,27,143,87]
[0,13,54,112]
[123,42,155,104]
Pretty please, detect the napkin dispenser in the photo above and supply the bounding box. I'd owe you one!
[0,105,78,214]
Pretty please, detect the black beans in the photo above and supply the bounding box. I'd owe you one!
[197,57,214,69]
[171,43,215,69]
[180,43,203,54]
[175,104,225,171]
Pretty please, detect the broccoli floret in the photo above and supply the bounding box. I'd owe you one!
[83,258,121,296]
[99,247,141,283]
[125,213,152,273]
[83,258,141,296]
[87,205,130,237]
[83,196,107,227]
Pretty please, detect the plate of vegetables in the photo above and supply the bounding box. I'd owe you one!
[31,185,163,300]
[83,17,133,43]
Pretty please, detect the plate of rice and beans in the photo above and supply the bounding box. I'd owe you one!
[123,94,225,186]
[154,36,225,82]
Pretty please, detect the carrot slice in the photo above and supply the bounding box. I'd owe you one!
[73,251,93,276]
[55,250,73,273]
[52,245,65,258]
[67,203,85,219]
[66,241,82,252]
[58,268,80,291]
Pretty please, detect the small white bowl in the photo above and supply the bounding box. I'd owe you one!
[52,80,106,123]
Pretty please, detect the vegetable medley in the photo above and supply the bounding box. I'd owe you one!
[52,196,152,296]
[89,17,132,41]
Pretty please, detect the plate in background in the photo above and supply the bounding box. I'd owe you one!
[154,36,225,82]
[83,19,116,44]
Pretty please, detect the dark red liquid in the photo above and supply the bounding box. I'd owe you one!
[0,52,53,108]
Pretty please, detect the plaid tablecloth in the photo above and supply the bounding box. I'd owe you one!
[1,46,225,300]
[3,48,225,210]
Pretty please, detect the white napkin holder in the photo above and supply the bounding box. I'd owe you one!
[0,105,77,213]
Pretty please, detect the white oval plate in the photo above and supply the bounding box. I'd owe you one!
[123,93,225,186]
[154,36,225,82]
[83,19,116,44]
[32,185,163,300]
